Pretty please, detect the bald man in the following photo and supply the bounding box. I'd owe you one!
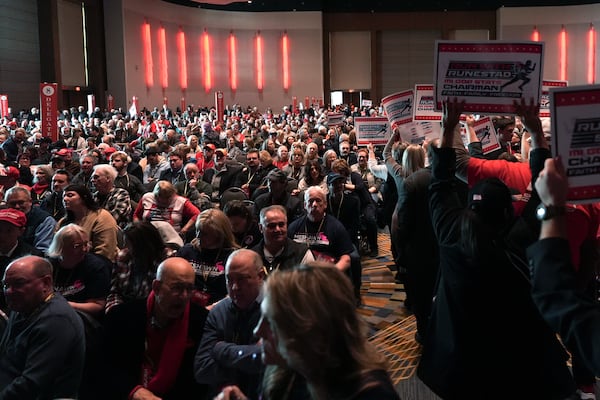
[0,255,85,399]
[103,257,209,400]
[194,249,266,399]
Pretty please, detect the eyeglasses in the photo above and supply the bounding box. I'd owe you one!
[247,157,258,161]
[90,175,104,181]
[6,199,29,208]
[2,276,45,290]
[162,282,195,295]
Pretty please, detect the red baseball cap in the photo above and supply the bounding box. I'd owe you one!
[5,166,20,179]
[0,208,26,227]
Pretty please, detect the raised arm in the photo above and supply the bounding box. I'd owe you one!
[527,157,600,376]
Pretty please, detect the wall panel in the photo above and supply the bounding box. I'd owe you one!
[0,0,40,112]
[379,30,440,98]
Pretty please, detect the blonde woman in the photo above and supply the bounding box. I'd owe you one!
[176,208,240,307]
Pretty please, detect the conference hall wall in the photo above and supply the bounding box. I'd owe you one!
[104,0,323,113]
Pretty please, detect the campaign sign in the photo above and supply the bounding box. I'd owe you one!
[381,90,414,129]
[327,112,345,127]
[398,121,439,145]
[540,79,568,118]
[413,84,442,121]
[362,99,373,107]
[434,41,544,115]
[355,117,391,145]
[473,116,501,154]
[550,84,600,203]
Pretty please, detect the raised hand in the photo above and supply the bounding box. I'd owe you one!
[535,157,568,207]
[514,98,542,135]
[442,97,465,131]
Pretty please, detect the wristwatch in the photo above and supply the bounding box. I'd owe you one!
[535,203,566,221]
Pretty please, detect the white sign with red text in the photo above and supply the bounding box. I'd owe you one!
[540,79,568,118]
[382,90,414,129]
[355,117,391,145]
[550,84,600,203]
[434,41,544,115]
[413,84,442,121]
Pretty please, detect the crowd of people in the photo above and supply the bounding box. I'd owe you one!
[0,98,597,399]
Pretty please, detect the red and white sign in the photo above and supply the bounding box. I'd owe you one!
[107,94,114,111]
[540,79,568,118]
[398,121,440,144]
[413,84,442,121]
[472,116,501,155]
[40,83,58,141]
[327,112,345,127]
[434,41,544,115]
[292,96,298,113]
[550,84,600,203]
[181,97,186,113]
[0,94,8,118]
[381,90,414,129]
[355,117,390,145]
[215,91,224,123]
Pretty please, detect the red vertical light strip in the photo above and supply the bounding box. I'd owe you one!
[229,32,237,91]
[256,31,264,91]
[588,24,596,84]
[158,26,168,89]
[282,32,290,90]
[177,29,188,90]
[202,30,212,92]
[560,25,567,81]
[531,26,540,42]
[142,22,153,88]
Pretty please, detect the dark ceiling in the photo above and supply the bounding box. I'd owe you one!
[163,0,599,12]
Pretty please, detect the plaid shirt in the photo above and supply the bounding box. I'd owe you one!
[94,187,132,227]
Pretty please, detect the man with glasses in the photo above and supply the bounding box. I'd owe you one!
[0,255,85,399]
[251,205,313,275]
[4,186,57,253]
[103,257,209,399]
[0,209,44,312]
[159,150,186,185]
[194,249,265,399]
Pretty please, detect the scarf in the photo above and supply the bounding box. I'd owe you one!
[143,291,190,396]
[31,182,49,195]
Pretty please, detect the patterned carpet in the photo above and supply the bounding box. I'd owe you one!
[359,231,422,384]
